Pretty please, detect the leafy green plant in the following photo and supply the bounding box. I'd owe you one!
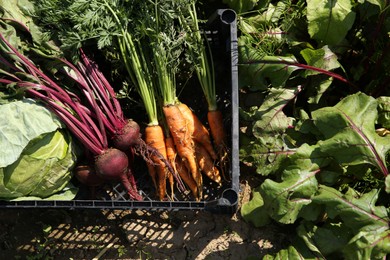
[117,245,127,257]
[136,245,153,260]
[233,0,390,258]
[26,224,55,260]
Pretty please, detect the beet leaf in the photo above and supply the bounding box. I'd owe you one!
[313,92,390,177]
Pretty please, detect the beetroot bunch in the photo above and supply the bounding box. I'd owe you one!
[0,28,183,201]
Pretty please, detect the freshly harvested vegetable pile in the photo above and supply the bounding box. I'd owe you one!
[28,0,229,201]
[0,0,230,201]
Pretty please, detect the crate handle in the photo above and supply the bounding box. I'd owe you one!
[219,9,236,25]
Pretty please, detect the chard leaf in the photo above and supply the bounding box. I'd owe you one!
[286,143,334,174]
[240,187,271,227]
[239,5,278,33]
[297,221,353,257]
[342,229,390,259]
[300,46,341,76]
[239,136,294,176]
[263,245,318,260]
[297,200,324,222]
[262,246,302,260]
[313,186,388,231]
[312,92,390,176]
[0,0,60,56]
[307,76,333,106]
[0,0,31,25]
[307,0,356,45]
[239,87,300,175]
[312,186,390,258]
[377,96,390,128]
[0,99,62,168]
[259,144,326,224]
[260,169,317,224]
[238,41,299,90]
[367,0,387,11]
[250,87,301,136]
[260,146,319,224]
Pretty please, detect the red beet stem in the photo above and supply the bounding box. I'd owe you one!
[121,168,143,201]
[60,49,127,138]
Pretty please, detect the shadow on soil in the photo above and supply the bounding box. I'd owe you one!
[0,172,292,259]
[0,207,291,259]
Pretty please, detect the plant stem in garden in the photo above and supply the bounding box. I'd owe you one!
[243,58,358,89]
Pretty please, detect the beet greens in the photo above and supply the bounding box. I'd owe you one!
[234,0,390,258]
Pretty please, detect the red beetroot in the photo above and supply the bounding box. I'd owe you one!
[74,164,104,199]
[113,119,141,151]
[95,148,128,179]
[95,148,142,201]
[74,164,105,187]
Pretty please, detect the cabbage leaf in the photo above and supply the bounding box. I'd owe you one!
[0,99,78,199]
[0,99,62,167]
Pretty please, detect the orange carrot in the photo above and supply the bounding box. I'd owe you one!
[145,124,168,201]
[163,104,202,199]
[207,110,229,179]
[195,142,221,184]
[146,163,157,191]
[178,103,217,160]
[175,158,199,200]
[166,136,198,200]
[207,110,226,149]
[165,136,177,200]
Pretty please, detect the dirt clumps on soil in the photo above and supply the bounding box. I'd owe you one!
[0,176,290,259]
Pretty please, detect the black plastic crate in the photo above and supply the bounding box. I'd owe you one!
[0,9,239,214]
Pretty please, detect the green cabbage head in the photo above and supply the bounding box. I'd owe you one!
[0,99,79,200]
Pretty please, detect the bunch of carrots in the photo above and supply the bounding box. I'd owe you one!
[141,1,228,201]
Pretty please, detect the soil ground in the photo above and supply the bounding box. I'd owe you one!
[0,172,291,259]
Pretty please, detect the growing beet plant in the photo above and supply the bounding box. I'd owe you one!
[227,0,390,258]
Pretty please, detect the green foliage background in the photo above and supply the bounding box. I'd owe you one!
[227,0,390,258]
